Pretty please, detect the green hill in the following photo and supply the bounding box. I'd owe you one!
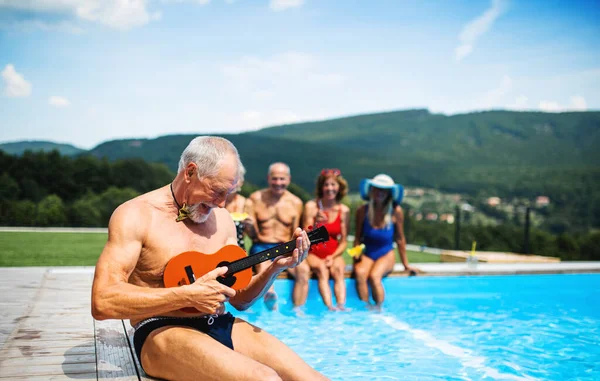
[251,109,600,167]
[0,141,85,156]
[84,109,600,195]
[88,134,381,191]
[4,109,600,229]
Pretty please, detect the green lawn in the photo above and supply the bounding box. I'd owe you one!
[0,232,440,267]
[0,232,108,266]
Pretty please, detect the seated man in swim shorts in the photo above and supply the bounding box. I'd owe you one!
[91,137,328,381]
[245,162,310,310]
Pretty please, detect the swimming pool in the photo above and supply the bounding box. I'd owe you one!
[233,273,600,380]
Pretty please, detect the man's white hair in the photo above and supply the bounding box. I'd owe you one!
[178,136,242,179]
[268,162,291,176]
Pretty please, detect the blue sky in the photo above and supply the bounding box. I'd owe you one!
[1,0,599,148]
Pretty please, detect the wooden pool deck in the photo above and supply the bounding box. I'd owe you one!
[0,267,150,381]
[2,263,600,380]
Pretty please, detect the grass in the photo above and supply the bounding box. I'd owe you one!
[0,232,108,266]
[0,231,440,267]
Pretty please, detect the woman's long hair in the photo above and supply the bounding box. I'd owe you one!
[367,188,393,227]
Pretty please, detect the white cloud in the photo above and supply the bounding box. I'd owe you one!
[508,95,529,110]
[570,95,587,110]
[455,0,506,62]
[222,52,344,94]
[0,19,84,33]
[539,95,588,112]
[269,0,304,12]
[0,0,161,30]
[1,64,32,97]
[239,109,303,129]
[481,74,512,108]
[161,0,210,4]
[49,95,71,107]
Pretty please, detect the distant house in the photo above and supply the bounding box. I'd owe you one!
[405,188,425,197]
[440,213,455,224]
[487,197,501,207]
[425,213,438,221]
[536,196,550,207]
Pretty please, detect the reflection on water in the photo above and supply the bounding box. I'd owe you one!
[232,274,600,381]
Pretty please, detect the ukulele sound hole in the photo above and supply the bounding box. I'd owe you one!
[216,261,236,287]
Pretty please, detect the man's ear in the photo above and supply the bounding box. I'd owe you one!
[185,163,197,183]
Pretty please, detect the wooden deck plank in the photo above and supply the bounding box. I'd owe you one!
[1,374,96,381]
[0,267,97,379]
[0,353,95,366]
[0,362,96,377]
[2,345,95,359]
[95,318,141,380]
[124,320,155,380]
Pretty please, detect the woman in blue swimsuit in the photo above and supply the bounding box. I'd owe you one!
[352,174,417,308]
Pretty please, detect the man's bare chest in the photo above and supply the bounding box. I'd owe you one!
[132,222,228,284]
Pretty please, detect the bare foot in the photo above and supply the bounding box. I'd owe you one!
[292,306,306,317]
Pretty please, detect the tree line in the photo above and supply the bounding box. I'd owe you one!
[0,150,173,227]
[1,150,598,261]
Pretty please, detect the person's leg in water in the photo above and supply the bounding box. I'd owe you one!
[286,260,310,309]
[255,261,278,310]
[353,255,374,306]
[330,255,347,310]
[307,254,335,310]
[368,251,395,310]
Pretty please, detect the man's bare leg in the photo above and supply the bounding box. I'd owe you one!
[141,326,281,381]
[286,260,310,307]
[256,261,278,310]
[232,318,330,381]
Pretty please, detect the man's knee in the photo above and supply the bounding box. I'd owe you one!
[249,365,282,381]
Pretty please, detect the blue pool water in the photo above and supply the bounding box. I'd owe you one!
[232,273,600,380]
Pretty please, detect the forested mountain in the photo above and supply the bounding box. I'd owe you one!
[253,109,600,167]
[3,109,600,229]
[0,141,85,156]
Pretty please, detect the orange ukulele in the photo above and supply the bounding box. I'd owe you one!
[163,226,329,294]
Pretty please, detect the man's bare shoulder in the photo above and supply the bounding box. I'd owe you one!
[305,199,317,209]
[285,191,303,206]
[108,190,163,234]
[249,189,266,202]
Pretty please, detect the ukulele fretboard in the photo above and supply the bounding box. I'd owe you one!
[226,241,297,275]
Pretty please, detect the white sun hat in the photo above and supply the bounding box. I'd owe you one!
[359,174,404,203]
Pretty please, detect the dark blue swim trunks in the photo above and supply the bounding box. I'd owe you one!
[132,313,235,372]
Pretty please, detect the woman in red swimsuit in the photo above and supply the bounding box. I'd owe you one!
[303,168,350,311]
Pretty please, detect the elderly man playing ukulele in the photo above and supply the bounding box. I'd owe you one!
[91,137,329,381]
